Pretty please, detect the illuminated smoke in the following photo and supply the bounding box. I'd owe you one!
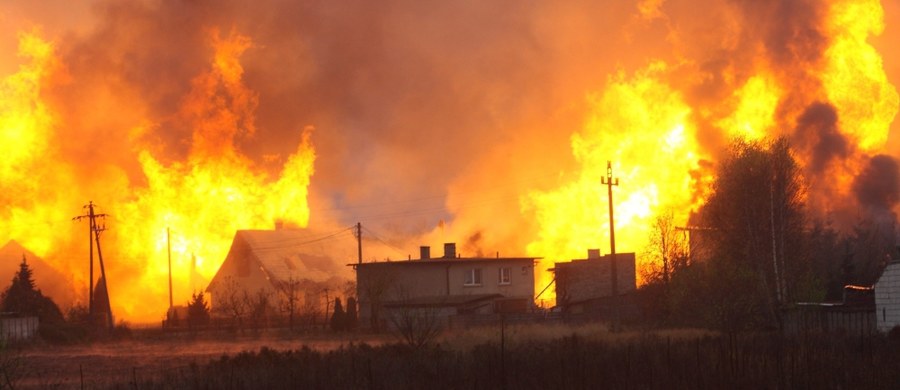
[0,0,898,317]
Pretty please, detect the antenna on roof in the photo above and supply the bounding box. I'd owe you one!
[356,222,362,265]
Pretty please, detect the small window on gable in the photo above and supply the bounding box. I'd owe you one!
[464,268,483,286]
[499,267,511,285]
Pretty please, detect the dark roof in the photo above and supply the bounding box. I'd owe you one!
[550,252,636,271]
[384,294,503,308]
[351,257,537,268]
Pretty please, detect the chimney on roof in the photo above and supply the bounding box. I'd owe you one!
[588,249,601,259]
[420,246,430,260]
[444,243,456,259]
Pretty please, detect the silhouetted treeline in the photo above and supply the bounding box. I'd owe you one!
[640,137,898,331]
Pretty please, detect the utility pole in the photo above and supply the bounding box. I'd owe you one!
[168,227,174,313]
[356,222,362,265]
[73,201,113,329]
[323,288,331,329]
[93,217,113,329]
[601,161,620,328]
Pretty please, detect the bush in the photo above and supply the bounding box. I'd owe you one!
[330,298,345,332]
[187,291,211,328]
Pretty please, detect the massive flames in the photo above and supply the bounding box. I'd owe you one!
[1,29,315,321]
[523,0,898,297]
[0,0,898,320]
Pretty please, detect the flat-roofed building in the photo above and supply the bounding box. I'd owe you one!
[553,250,636,313]
[353,243,537,330]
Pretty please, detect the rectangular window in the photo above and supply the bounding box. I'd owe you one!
[464,268,483,286]
[498,267,511,285]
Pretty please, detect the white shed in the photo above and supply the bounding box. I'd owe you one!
[875,261,900,332]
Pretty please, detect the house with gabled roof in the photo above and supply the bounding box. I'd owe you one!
[206,229,352,321]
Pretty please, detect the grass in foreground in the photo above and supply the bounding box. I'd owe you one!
[69,327,900,389]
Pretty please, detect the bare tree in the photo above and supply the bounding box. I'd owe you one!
[645,209,689,285]
[216,277,250,331]
[387,287,443,349]
[357,267,396,331]
[245,288,273,329]
[297,291,322,327]
[276,277,302,330]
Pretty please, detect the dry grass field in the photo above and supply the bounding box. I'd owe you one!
[5,324,900,389]
[10,330,386,388]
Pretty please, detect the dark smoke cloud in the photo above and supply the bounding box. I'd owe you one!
[792,102,849,174]
[659,0,898,232]
[661,0,833,156]
[36,0,662,242]
[853,154,900,212]
[5,0,898,252]
[760,0,828,67]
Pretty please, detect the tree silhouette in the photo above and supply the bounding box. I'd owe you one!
[187,291,210,328]
[701,137,810,330]
[1,255,64,324]
[330,298,345,332]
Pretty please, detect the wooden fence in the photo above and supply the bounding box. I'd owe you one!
[783,306,876,336]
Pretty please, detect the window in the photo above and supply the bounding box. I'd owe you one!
[498,267,511,285]
[464,268,483,286]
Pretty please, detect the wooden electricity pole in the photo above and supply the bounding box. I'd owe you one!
[168,227,174,312]
[73,201,113,329]
[601,161,620,328]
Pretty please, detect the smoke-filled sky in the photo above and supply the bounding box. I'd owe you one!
[1,0,899,321]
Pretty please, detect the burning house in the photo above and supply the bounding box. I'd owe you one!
[353,243,537,330]
[552,250,636,315]
[206,229,350,322]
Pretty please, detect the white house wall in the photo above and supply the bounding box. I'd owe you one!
[876,262,900,332]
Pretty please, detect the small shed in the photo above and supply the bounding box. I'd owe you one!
[875,247,900,332]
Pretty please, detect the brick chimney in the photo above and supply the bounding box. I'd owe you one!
[444,243,456,259]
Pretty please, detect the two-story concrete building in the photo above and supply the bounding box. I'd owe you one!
[353,243,537,329]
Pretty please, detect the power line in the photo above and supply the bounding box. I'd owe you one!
[249,227,356,252]
[361,226,409,258]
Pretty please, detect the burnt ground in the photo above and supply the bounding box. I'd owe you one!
[8,330,387,389]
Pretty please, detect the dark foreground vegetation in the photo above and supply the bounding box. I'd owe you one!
[60,330,899,389]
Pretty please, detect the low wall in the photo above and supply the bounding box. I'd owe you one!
[0,316,38,341]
